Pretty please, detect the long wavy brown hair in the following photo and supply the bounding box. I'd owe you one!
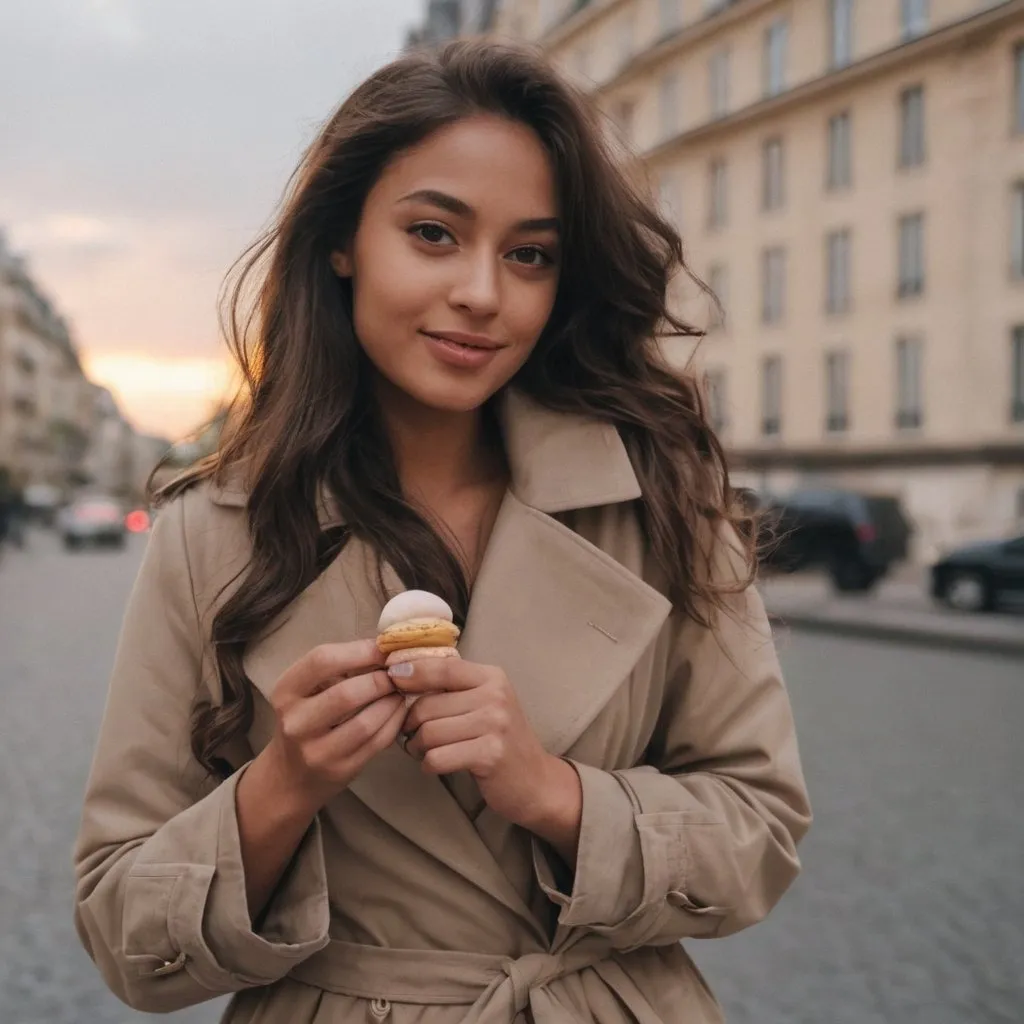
[157,38,754,777]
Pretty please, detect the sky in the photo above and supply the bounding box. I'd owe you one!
[1,0,424,439]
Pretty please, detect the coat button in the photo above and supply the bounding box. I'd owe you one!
[152,951,188,976]
[368,997,391,1021]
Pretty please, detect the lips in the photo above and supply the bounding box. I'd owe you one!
[419,330,507,369]
[422,330,505,351]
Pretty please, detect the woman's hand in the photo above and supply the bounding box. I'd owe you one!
[391,658,583,863]
[261,639,407,816]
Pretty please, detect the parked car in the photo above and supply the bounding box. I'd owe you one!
[58,495,127,550]
[930,534,1024,612]
[757,487,913,592]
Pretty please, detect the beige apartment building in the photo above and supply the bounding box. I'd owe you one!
[490,0,1024,558]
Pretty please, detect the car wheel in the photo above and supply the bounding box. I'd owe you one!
[64,536,79,551]
[940,571,993,613]
[830,558,880,593]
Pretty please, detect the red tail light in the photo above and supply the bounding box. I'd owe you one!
[856,522,877,544]
[125,509,151,533]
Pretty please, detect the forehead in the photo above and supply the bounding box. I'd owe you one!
[374,115,557,218]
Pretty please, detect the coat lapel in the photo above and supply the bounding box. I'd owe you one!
[218,386,673,941]
[459,491,671,757]
[240,536,546,941]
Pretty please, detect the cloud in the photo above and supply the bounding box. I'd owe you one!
[0,0,424,432]
[84,0,145,47]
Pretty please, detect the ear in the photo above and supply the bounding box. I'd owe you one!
[329,249,353,278]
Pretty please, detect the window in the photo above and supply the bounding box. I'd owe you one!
[657,170,682,227]
[613,99,636,143]
[762,138,785,211]
[706,369,728,433]
[900,0,929,40]
[574,47,591,80]
[895,336,924,429]
[659,0,681,36]
[708,263,728,329]
[829,0,854,69]
[659,72,681,139]
[762,356,783,436]
[538,0,560,30]
[825,351,850,433]
[899,86,926,168]
[764,19,789,98]
[708,158,728,229]
[898,213,925,297]
[1013,183,1024,277]
[709,48,731,118]
[826,229,852,314]
[762,247,786,324]
[1015,44,1024,134]
[1012,326,1024,422]
[827,111,852,189]
[619,13,636,66]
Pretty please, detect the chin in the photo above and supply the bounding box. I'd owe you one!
[404,381,497,414]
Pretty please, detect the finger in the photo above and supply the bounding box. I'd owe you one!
[419,736,499,777]
[311,692,405,766]
[402,689,481,735]
[388,656,494,694]
[404,709,488,761]
[288,670,395,739]
[282,640,385,699]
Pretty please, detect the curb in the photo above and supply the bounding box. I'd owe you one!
[766,610,1024,659]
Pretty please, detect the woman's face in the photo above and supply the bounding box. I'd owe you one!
[332,114,561,414]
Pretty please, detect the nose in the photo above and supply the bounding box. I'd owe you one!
[448,250,500,317]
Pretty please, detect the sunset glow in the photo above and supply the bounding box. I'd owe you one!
[81,352,237,440]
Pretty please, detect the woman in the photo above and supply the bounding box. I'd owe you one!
[74,39,810,1024]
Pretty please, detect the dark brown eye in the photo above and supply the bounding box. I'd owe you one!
[509,246,551,267]
[412,223,453,245]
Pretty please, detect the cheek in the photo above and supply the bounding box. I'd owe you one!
[350,243,433,344]
[504,276,558,349]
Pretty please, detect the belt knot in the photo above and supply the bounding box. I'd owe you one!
[501,952,569,1014]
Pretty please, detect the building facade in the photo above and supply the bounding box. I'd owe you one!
[487,0,1024,559]
[0,231,159,504]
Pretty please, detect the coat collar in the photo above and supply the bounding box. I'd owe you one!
[227,389,666,939]
[206,388,642,520]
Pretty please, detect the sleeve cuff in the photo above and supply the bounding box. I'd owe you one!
[182,767,330,987]
[532,760,645,928]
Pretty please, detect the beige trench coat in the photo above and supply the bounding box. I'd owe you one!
[74,390,811,1024]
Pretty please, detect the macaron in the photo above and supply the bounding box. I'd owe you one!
[377,591,461,717]
[376,590,461,663]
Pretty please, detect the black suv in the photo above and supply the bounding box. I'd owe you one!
[930,535,1024,612]
[755,488,913,592]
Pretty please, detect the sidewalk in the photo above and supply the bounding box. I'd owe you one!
[760,569,1024,657]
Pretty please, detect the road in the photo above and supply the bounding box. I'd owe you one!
[1,533,1021,1024]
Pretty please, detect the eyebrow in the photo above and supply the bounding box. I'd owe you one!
[398,189,559,233]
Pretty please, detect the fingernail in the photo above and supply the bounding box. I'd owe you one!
[388,663,413,679]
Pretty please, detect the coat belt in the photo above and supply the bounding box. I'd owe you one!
[289,937,660,1023]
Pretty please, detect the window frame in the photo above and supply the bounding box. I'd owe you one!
[895,334,924,430]
[827,111,852,190]
[897,212,926,298]
[898,85,926,169]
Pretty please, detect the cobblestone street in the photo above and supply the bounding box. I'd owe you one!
[1,533,1021,1023]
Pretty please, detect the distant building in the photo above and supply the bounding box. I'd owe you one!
[80,386,135,499]
[0,232,95,495]
[489,0,1024,558]
[406,0,463,47]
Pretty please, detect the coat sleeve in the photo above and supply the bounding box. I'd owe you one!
[73,495,330,1013]
[533,528,812,949]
